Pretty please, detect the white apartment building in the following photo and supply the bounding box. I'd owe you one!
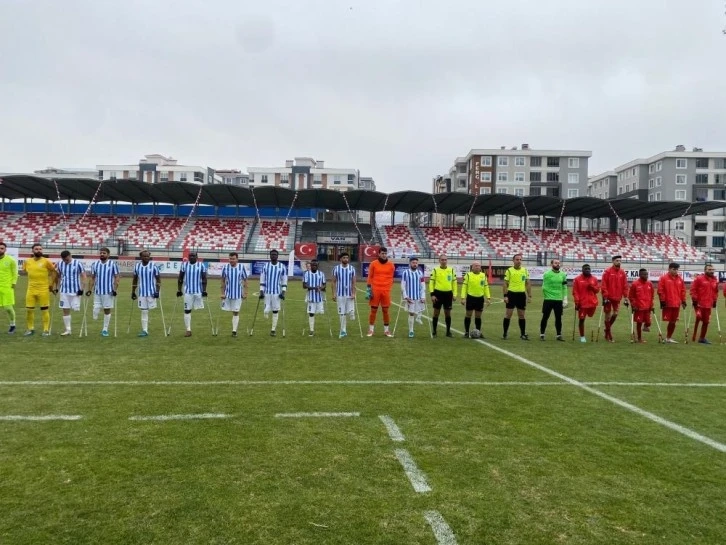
[247,157,361,191]
[97,154,222,185]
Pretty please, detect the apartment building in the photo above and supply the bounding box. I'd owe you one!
[435,144,592,228]
[215,169,250,186]
[247,157,362,191]
[97,154,222,185]
[589,146,726,248]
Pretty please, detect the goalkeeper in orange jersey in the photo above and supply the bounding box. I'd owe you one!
[366,247,395,337]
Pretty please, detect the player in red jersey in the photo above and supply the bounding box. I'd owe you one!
[690,263,719,344]
[601,255,629,342]
[628,268,654,343]
[657,262,687,344]
[572,264,600,343]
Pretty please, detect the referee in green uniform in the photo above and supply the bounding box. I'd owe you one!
[429,255,458,337]
[540,258,568,341]
[502,253,532,340]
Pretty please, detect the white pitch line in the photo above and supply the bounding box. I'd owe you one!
[128,413,230,421]
[274,412,360,418]
[424,511,458,545]
[394,448,431,493]
[379,415,406,442]
[4,380,726,387]
[0,415,82,421]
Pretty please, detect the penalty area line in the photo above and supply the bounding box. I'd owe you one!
[0,414,83,421]
[128,413,231,421]
[379,415,406,442]
[275,412,360,418]
[394,448,431,493]
[424,510,458,545]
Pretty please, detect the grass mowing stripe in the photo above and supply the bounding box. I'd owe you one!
[274,412,360,418]
[0,415,82,421]
[423,510,458,545]
[128,413,231,421]
[394,448,432,493]
[379,415,406,442]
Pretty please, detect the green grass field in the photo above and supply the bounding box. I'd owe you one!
[1,275,726,544]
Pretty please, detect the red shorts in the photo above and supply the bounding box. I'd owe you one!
[695,307,712,323]
[578,307,596,320]
[370,290,391,308]
[661,307,680,323]
[633,310,650,324]
[604,300,621,313]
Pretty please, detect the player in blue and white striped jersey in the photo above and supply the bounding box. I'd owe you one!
[88,247,120,337]
[132,250,161,337]
[302,259,326,336]
[259,249,287,336]
[221,252,248,337]
[331,252,357,338]
[55,250,86,336]
[177,251,207,337]
[401,257,426,337]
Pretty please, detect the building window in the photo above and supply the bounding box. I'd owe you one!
[649,164,655,174]
[696,158,709,169]
[498,156,509,167]
[568,173,579,184]
[280,174,289,184]
[481,156,492,166]
[530,156,542,167]
[656,161,663,171]
[514,156,525,167]
[496,188,508,194]
[479,187,491,195]
[160,172,169,182]
[546,172,559,182]
[261,174,269,184]
[695,222,708,231]
[675,174,687,184]
[180,172,188,182]
[713,236,725,248]
[458,179,466,188]
[696,174,708,184]
[514,172,525,182]
[481,172,492,182]
[675,190,687,200]
[648,194,655,202]
[674,221,685,230]
[568,157,579,168]
[347,174,355,184]
[333,175,341,185]
[515,188,525,197]
[547,157,560,167]
[529,172,541,182]
[625,184,630,192]
[714,221,726,231]
[497,172,508,182]
[193,171,205,183]
[655,192,661,201]
[676,158,687,169]
[648,178,655,189]
[98,170,104,180]
[656,176,662,187]
[568,189,579,198]
[529,187,541,196]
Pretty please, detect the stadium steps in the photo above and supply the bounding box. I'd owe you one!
[170,219,195,251]
[41,220,69,245]
[410,226,431,256]
[470,230,497,257]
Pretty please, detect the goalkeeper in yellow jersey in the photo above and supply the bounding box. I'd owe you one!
[460,261,491,338]
[21,244,57,336]
[0,242,18,334]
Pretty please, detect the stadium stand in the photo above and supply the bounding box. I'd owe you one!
[0,213,62,246]
[420,226,487,257]
[576,231,657,261]
[181,218,250,251]
[47,215,131,247]
[533,230,598,260]
[379,225,420,255]
[478,228,541,259]
[252,220,293,252]
[120,216,186,249]
[631,232,707,263]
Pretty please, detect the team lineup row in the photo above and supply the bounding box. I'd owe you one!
[0,243,724,343]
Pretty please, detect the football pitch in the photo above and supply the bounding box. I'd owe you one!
[1,276,726,544]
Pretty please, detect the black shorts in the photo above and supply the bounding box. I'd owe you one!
[432,290,453,310]
[505,292,527,310]
[465,295,485,312]
[541,299,563,315]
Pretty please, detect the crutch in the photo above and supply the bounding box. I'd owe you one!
[113,300,118,338]
[629,310,636,343]
[127,298,136,334]
[684,305,692,344]
[571,306,578,341]
[652,309,664,344]
[159,296,167,337]
[355,296,364,338]
[48,292,57,335]
[206,299,217,336]
[594,305,603,343]
[423,300,434,339]
[391,299,404,338]
[79,295,90,338]
[215,302,222,337]
[248,296,262,336]
[716,306,723,345]
[281,298,286,338]
[325,298,333,338]
[166,298,179,337]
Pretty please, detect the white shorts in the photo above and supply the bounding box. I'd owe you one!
[221,298,242,312]
[307,301,325,314]
[184,293,204,311]
[264,293,281,313]
[94,294,115,310]
[406,300,425,315]
[59,293,81,311]
[337,297,355,316]
[138,297,157,310]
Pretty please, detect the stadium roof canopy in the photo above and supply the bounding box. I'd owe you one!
[0,175,723,221]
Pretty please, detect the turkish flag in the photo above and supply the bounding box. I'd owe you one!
[294,242,317,259]
[359,244,381,262]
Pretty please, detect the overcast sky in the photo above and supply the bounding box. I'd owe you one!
[1,0,725,191]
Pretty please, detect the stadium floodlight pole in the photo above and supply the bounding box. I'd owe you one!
[248,295,262,336]
[652,309,664,344]
[594,305,603,343]
[166,298,179,337]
